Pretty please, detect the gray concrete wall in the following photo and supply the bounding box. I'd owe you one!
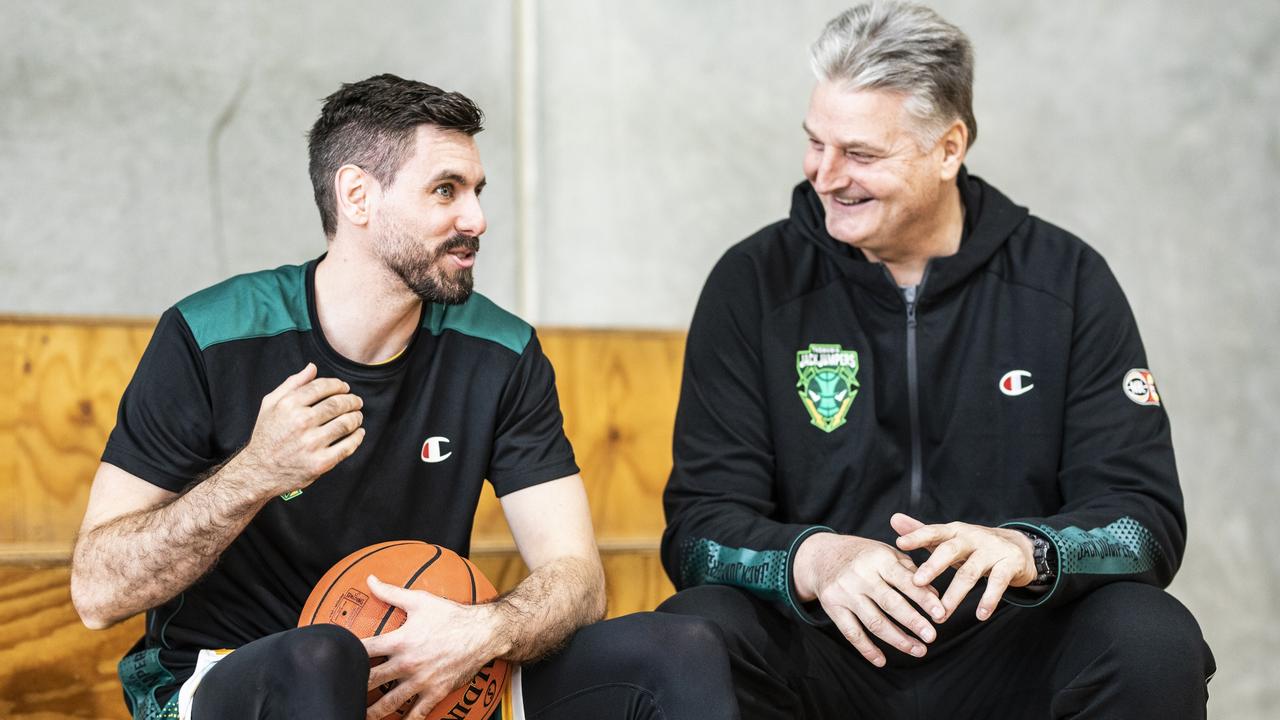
[2,1,1276,715]
[0,1,519,314]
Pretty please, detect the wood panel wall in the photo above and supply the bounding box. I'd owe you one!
[0,316,685,719]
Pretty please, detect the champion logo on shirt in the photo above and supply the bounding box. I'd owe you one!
[999,370,1034,397]
[421,436,453,463]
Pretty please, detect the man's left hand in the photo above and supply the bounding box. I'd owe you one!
[360,575,506,720]
[891,513,1037,622]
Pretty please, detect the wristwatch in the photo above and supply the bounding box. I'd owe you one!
[1019,530,1057,586]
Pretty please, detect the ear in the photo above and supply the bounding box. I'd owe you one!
[335,164,374,229]
[937,119,968,181]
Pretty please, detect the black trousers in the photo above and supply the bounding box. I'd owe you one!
[191,612,740,719]
[656,582,1215,720]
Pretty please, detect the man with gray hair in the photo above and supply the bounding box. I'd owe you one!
[659,3,1215,717]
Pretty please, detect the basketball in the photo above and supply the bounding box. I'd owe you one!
[299,541,510,720]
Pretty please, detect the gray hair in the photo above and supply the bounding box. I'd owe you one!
[810,2,977,149]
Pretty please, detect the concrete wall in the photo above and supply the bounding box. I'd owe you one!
[2,1,1276,715]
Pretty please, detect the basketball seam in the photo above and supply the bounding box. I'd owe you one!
[305,541,426,625]
[372,545,444,636]
[464,559,478,604]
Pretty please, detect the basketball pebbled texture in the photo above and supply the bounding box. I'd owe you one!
[299,540,510,720]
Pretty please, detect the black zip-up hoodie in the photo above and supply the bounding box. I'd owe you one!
[661,169,1186,633]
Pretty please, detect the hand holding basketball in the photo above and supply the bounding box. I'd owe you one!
[238,362,365,497]
[298,541,510,720]
[361,576,505,720]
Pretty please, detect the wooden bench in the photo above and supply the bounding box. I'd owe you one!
[0,316,684,718]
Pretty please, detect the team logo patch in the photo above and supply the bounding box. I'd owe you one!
[999,369,1034,397]
[796,344,860,433]
[421,436,453,463]
[1123,369,1161,407]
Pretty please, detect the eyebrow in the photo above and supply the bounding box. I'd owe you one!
[428,171,487,192]
[801,121,883,153]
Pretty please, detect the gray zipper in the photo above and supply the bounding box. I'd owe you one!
[904,285,924,512]
[887,266,930,514]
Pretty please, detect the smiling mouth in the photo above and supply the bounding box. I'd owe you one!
[833,196,874,207]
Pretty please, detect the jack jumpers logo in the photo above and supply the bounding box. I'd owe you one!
[796,343,860,433]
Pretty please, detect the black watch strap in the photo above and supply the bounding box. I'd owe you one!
[1019,530,1056,585]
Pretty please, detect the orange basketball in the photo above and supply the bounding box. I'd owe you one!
[299,541,509,720]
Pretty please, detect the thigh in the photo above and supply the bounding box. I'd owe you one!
[921,582,1214,719]
[658,585,911,720]
[519,612,739,720]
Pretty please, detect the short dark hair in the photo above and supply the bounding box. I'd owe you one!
[307,74,485,236]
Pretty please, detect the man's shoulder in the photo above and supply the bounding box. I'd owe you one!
[424,292,533,356]
[174,263,311,351]
[989,209,1113,308]
[706,218,812,287]
[730,218,801,261]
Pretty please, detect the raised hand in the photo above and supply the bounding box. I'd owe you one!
[238,363,365,498]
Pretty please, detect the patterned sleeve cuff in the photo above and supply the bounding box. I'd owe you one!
[784,526,836,626]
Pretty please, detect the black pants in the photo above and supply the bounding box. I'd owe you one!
[656,582,1215,720]
[192,612,739,719]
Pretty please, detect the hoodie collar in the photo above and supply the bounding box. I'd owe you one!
[789,166,1030,304]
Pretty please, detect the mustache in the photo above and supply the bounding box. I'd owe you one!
[438,234,480,255]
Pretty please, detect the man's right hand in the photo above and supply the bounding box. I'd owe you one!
[792,532,946,667]
[238,363,365,497]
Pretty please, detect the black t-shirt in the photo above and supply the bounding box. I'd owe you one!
[103,257,578,696]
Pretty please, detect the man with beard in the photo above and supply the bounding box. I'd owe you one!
[658,4,1214,718]
[71,74,736,720]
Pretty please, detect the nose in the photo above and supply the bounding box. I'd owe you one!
[455,191,487,238]
[809,147,848,195]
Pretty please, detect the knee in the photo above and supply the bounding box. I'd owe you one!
[644,613,730,669]
[657,585,763,629]
[560,607,732,681]
[281,624,369,680]
[582,612,730,673]
[1076,583,1214,682]
[658,585,781,653]
[586,611,738,710]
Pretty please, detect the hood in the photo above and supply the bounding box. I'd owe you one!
[787,166,1030,304]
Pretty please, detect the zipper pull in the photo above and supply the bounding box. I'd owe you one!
[903,285,918,328]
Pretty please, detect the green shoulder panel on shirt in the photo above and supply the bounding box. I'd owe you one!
[176,264,311,350]
[425,292,532,355]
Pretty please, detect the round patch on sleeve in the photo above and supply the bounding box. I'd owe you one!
[1123,368,1161,406]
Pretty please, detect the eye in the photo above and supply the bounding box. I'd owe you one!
[808,138,824,151]
[434,184,454,199]
[846,150,875,163]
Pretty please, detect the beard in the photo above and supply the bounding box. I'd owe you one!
[376,215,479,306]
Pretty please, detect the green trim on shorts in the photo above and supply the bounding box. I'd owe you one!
[119,647,180,719]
